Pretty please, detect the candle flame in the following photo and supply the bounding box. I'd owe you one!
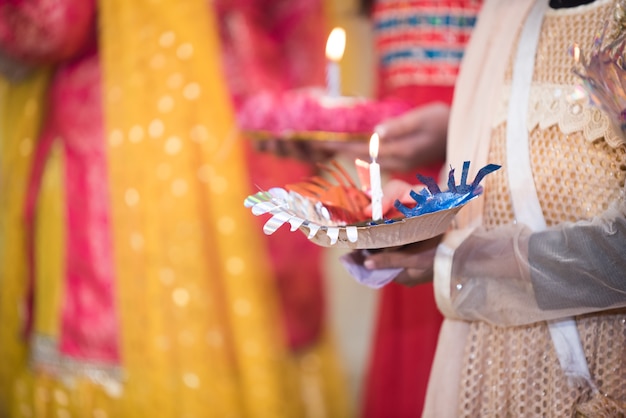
[369,133,379,160]
[326,27,346,62]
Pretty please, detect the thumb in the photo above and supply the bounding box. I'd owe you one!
[375,108,424,140]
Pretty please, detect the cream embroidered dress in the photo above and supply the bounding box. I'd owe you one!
[425,1,626,416]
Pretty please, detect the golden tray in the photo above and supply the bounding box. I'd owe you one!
[243,129,369,143]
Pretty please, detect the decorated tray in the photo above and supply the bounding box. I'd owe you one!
[244,162,501,250]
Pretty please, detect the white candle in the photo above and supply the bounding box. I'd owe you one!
[325,27,346,98]
[369,133,383,221]
[326,61,340,98]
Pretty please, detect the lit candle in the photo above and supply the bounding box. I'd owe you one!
[325,27,346,98]
[369,133,383,221]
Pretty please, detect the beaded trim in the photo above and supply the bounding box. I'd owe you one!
[31,334,125,397]
[493,83,625,148]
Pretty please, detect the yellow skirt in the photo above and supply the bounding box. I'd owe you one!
[0,1,350,416]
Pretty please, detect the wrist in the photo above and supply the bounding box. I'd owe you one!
[433,226,476,319]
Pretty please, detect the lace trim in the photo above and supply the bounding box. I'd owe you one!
[493,83,626,149]
[31,334,124,397]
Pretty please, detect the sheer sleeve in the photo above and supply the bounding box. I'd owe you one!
[439,199,626,326]
[0,0,96,64]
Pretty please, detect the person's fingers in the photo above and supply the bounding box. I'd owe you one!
[258,139,283,155]
[376,108,426,140]
[315,140,370,161]
[376,154,419,172]
[302,141,338,162]
[252,139,335,162]
[254,139,268,152]
[285,141,309,160]
[392,267,434,287]
[364,249,424,270]
[367,249,436,287]
[379,134,446,171]
[254,138,286,154]
[376,102,449,145]
[275,139,294,158]
[363,236,442,269]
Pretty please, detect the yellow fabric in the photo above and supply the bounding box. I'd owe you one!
[34,142,65,337]
[0,1,349,417]
[99,0,349,416]
[0,69,50,415]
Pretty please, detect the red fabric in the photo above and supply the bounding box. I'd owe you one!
[243,145,325,350]
[362,0,481,412]
[215,0,328,351]
[55,52,119,363]
[363,1,482,412]
[363,282,443,418]
[362,83,449,418]
[0,0,95,64]
[9,0,119,363]
[215,0,326,102]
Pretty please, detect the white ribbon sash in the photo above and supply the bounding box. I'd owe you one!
[506,0,592,386]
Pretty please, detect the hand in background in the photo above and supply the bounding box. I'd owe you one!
[360,178,441,287]
[316,102,450,172]
[253,137,334,163]
[363,235,442,287]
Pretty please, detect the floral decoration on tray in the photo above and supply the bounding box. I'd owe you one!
[236,88,412,142]
[244,161,501,249]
